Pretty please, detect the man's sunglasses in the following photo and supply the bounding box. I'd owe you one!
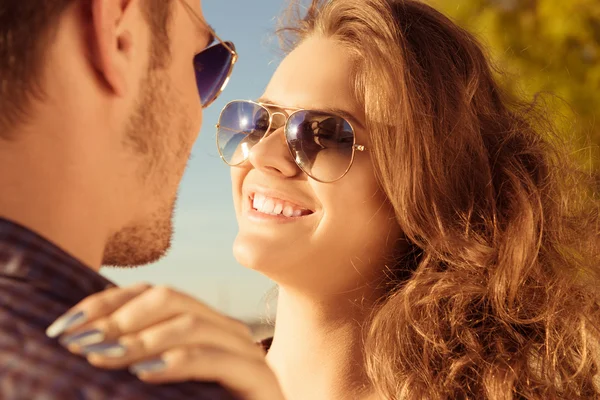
[179,0,238,108]
[216,100,367,183]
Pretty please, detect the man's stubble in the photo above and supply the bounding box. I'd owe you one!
[103,65,194,268]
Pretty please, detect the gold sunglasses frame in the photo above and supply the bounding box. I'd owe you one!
[178,0,238,108]
[216,100,367,183]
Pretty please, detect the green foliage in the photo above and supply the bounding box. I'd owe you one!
[429,0,600,170]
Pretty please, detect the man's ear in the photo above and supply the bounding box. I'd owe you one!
[87,0,139,97]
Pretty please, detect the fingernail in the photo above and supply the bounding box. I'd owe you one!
[130,359,167,375]
[46,311,87,338]
[60,329,105,347]
[81,342,127,358]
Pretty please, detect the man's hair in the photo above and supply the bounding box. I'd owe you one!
[0,0,172,135]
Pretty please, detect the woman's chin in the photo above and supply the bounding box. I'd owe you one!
[232,235,314,286]
[233,236,285,274]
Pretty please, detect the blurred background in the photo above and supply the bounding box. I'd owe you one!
[431,0,600,172]
[102,0,600,335]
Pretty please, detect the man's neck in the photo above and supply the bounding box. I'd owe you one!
[266,286,382,400]
[0,129,109,271]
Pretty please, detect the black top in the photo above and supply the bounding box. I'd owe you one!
[260,337,274,353]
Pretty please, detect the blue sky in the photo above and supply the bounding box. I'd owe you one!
[102,0,293,320]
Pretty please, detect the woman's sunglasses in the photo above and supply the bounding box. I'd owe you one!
[216,100,367,183]
[179,0,238,108]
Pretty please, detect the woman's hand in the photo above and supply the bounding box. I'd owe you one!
[46,283,284,400]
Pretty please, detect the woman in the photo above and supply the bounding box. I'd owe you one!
[47,0,600,398]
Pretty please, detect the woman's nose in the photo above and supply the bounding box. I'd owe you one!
[247,114,301,179]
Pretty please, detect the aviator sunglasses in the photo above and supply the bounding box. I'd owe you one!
[216,100,367,183]
[179,0,238,108]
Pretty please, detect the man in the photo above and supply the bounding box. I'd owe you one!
[0,0,237,398]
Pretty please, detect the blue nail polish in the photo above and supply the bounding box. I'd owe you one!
[46,311,87,338]
[60,329,105,347]
[81,342,127,358]
[130,359,167,375]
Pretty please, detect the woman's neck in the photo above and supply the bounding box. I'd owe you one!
[266,286,381,400]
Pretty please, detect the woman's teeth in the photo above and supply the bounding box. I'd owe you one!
[252,193,307,217]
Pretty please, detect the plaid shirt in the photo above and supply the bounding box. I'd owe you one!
[0,217,237,400]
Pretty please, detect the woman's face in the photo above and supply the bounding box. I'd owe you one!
[230,36,403,295]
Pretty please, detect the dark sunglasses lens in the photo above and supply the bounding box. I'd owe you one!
[286,111,355,182]
[194,42,235,107]
[217,101,270,165]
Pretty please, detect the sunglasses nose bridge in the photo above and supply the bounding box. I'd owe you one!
[252,110,297,165]
[260,109,303,166]
[262,112,289,148]
[268,112,288,134]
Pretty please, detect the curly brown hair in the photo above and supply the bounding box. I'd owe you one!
[279,0,600,398]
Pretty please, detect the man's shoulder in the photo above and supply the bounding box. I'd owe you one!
[0,289,235,400]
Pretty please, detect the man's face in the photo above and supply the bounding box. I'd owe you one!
[102,0,212,266]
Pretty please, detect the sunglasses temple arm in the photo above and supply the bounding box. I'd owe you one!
[210,28,237,57]
[177,0,237,57]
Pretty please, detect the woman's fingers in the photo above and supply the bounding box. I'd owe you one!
[80,314,263,370]
[133,346,285,400]
[50,285,248,344]
[46,283,151,338]
[45,284,287,400]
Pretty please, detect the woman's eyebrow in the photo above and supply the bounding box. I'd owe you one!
[317,106,365,131]
[256,97,365,130]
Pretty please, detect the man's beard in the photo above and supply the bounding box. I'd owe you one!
[103,202,175,268]
[102,65,188,268]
